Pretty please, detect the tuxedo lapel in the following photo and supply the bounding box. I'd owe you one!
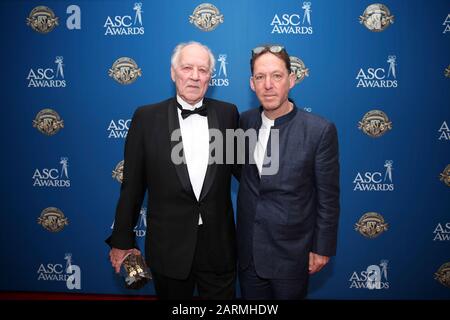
[199,100,219,202]
[167,98,195,197]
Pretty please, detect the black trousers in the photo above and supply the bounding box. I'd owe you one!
[152,225,236,300]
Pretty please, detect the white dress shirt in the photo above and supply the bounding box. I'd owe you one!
[254,111,274,176]
[176,95,209,224]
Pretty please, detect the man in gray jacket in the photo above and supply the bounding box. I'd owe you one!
[237,44,340,299]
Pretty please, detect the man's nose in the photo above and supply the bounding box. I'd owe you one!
[190,68,199,80]
[264,76,273,89]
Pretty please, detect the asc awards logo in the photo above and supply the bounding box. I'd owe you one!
[443,14,450,34]
[358,110,392,137]
[210,54,229,87]
[189,3,224,31]
[33,109,64,136]
[107,119,131,138]
[26,5,81,33]
[359,4,394,32]
[27,56,67,88]
[111,207,147,237]
[104,3,144,36]
[37,253,81,290]
[353,160,394,191]
[355,212,388,238]
[32,157,71,187]
[438,121,449,141]
[433,223,450,241]
[349,260,389,289]
[37,207,69,232]
[271,1,313,35]
[356,55,398,88]
[109,57,142,85]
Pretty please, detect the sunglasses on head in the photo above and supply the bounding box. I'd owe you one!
[252,45,285,56]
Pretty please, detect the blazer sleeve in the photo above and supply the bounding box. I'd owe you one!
[231,105,242,181]
[312,122,340,257]
[106,108,147,250]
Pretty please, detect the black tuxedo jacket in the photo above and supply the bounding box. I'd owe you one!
[108,97,239,279]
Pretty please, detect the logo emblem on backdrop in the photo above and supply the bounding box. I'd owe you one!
[270,1,313,35]
[290,56,309,84]
[355,212,388,238]
[349,260,389,289]
[26,6,59,33]
[445,65,450,78]
[27,56,67,88]
[438,121,450,141]
[210,54,229,87]
[107,119,131,139]
[301,2,312,25]
[54,56,65,78]
[358,110,392,137]
[443,14,450,34]
[133,3,144,26]
[27,5,80,32]
[433,223,450,241]
[37,253,81,290]
[37,207,69,232]
[359,4,394,32]
[356,55,398,88]
[435,262,450,288]
[33,109,64,136]
[32,157,71,187]
[103,3,144,36]
[386,55,397,78]
[353,160,395,191]
[439,164,450,186]
[189,3,224,31]
[111,207,147,237]
[108,57,142,85]
[112,160,124,183]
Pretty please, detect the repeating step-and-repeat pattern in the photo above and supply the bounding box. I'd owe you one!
[0,0,449,299]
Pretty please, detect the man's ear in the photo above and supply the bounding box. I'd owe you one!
[289,72,296,89]
[170,66,175,82]
[250,77,256,92]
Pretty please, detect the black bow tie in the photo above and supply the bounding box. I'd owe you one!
[177,104,208,119]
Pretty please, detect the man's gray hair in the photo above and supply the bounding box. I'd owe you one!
[171,41,216,73]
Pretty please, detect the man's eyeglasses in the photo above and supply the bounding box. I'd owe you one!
[252,45,285,56]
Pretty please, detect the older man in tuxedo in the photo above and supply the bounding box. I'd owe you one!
[107,41,239,300]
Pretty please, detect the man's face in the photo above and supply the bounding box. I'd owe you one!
[250,52,295,113]
[171,44,211,105]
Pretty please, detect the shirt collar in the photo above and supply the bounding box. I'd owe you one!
[176,95,203,111]
[259,99,298,127]
[260,111,275,128]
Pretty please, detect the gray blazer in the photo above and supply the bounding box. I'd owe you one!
[237,104,340,279]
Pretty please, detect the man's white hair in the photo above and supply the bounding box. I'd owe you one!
[171,41,215,73]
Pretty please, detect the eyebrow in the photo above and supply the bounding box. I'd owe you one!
[254,71,285,75]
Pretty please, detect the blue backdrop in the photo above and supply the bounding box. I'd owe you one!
[1,0,449,299]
